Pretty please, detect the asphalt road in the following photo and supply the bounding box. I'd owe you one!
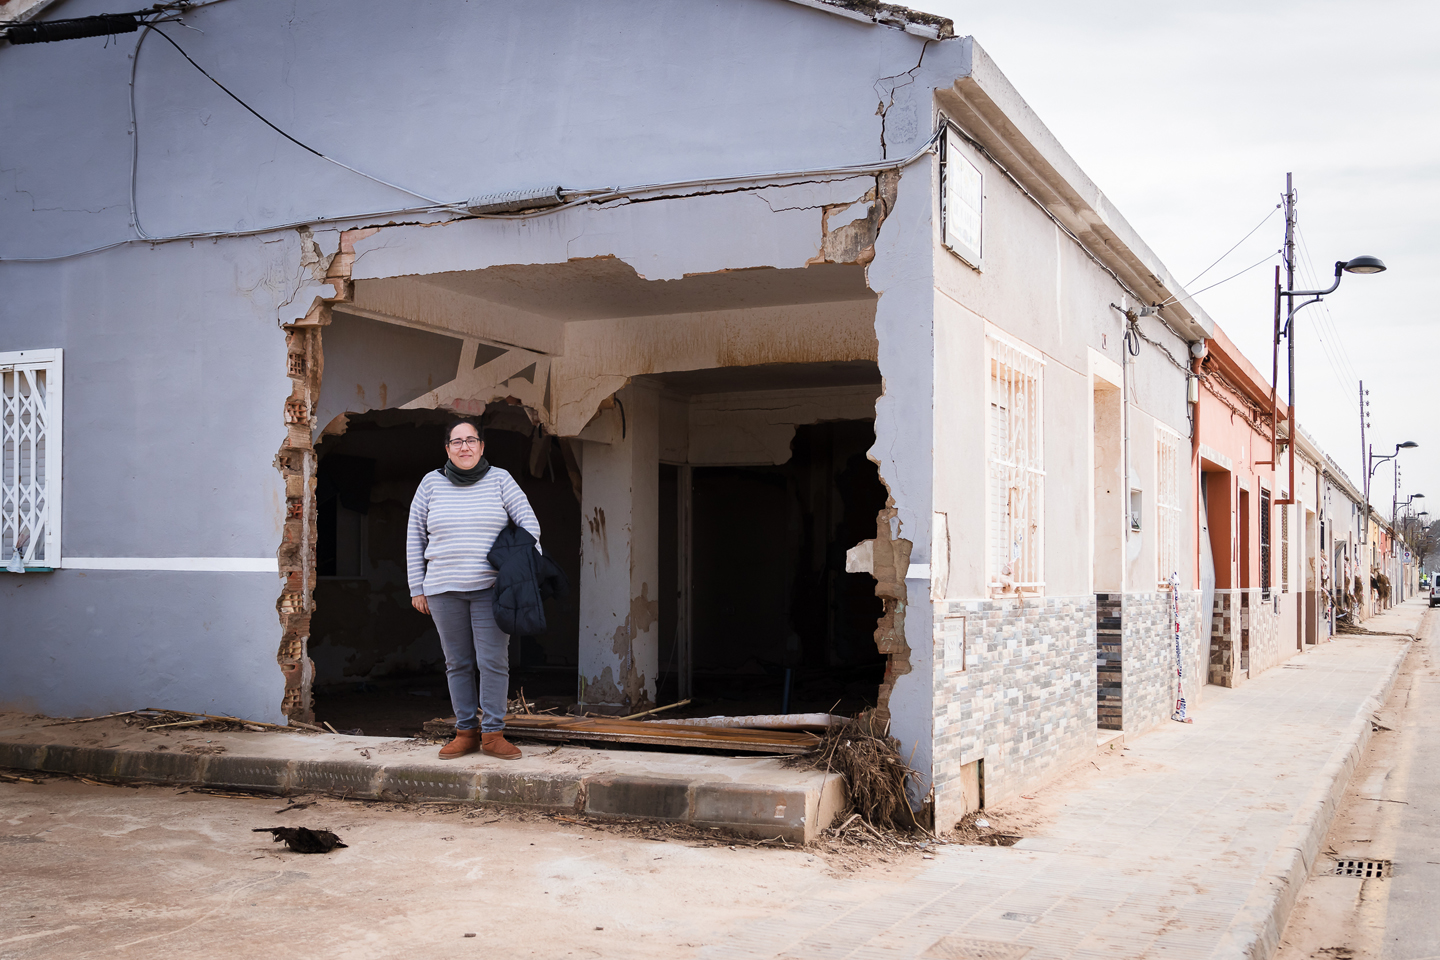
[1277,605,1440,960]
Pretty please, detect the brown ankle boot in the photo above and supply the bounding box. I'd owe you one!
[481,731,521,760]
[438,728,479,760]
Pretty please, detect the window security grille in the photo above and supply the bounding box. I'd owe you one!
[1156,428,1182,584]
[1281,506,1290,594]
[1260,488,1272,601]
[2,350,62,570]
[987,335,1044,595]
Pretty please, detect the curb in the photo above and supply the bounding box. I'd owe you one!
[1215,637,1412,960]
[0,741,843,843]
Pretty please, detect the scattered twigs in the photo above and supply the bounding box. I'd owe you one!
[43,711,138,726]
[508,689,535,716]
[56,708,319,734]
[620,699,692,721]
[790,711,919,832]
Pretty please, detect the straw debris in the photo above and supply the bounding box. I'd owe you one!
[789,712,920,832]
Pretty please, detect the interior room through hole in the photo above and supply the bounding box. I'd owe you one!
[656,419,887,717]
[309,406,581,737]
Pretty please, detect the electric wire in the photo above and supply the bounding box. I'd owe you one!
[1157,248,1280,309]
[131,22,449,243]
[1290,223,1362,398]
[1185,203,1282,288]
[1296,224,1363,387]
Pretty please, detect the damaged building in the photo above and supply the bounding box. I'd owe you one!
[2,0,1216,824]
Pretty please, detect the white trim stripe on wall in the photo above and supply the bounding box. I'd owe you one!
[62,557,280,572]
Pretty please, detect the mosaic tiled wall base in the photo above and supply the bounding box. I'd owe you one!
[930,595,1096,828]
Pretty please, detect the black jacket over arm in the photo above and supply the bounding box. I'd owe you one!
[487,523,569,636]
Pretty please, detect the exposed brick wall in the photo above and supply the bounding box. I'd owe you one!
[275,325,320,724]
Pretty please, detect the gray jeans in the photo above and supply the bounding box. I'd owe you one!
[428,589,509,732]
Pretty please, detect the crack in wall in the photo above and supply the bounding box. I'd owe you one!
[873,40,932,159]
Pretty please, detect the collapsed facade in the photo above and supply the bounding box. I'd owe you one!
[3,0,1234,824]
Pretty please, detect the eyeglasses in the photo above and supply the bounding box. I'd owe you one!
[446,437,482,449]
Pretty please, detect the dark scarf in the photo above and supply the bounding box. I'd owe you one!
[442,457,491,486]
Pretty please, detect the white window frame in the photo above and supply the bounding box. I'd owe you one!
[986,332,1044,596]
[941,126,984,268]
[1155,425,1182,585]
[2,349,63,571]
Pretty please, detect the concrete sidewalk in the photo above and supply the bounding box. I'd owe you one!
[0,714,843,843]
[0,602,1423,960]
[703,602,1425,960]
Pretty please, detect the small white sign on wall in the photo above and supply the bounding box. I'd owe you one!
[943,127,983,267]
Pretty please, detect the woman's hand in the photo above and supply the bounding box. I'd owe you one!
[411,595,430,616]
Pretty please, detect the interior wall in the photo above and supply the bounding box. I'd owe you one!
[309,409,581,687]
[688,420,885,674]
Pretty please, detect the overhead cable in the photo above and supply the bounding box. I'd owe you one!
[1185,203,1282,287]
[1158,248,1280,309]
[130,23,451,243]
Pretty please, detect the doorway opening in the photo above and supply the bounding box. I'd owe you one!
[309,406,581,737]
[1093,377,1123,730]
[656,419,887,717]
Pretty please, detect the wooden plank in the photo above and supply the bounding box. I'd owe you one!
[503,727,813,755]
[503,714,819,753]
[648,712,840,732]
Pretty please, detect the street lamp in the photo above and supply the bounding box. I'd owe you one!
[1365,441,1417,544]
[1269,174,1388,507]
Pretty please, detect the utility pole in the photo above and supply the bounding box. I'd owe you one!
[1272,175,1298,503]
[1360,380,1368,546]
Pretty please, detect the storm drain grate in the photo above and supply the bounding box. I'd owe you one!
[1327,858,1392,878]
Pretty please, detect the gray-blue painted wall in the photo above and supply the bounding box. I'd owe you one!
[0,0,962,745]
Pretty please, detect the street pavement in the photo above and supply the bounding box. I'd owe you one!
[1276,601,1440,960]
[0,603,1422,960]
[703,605,1420,960]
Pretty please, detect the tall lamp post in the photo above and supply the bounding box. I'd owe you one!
[1365,442,1417,607]
[1268,173,1388,508]
[1366,441,1416,546]
[1398,493,1426,601]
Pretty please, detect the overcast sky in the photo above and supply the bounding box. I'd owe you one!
[925,0,1439,517]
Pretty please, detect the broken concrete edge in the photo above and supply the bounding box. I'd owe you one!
[1214,640,1410,960]
[0,742,845,845]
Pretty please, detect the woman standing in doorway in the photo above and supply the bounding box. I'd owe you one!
[407,417,540,760]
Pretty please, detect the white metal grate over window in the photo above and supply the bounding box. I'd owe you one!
[1281,505,1290,594]
[2,350,62,571]
[986,335,1044,595]
[1156,427,1182,584]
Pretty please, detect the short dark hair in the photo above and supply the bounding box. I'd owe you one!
[444,416,484,443]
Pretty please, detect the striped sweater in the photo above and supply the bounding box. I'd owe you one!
[406,467,542,597]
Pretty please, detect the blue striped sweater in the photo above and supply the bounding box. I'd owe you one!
[406,467,542,597]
